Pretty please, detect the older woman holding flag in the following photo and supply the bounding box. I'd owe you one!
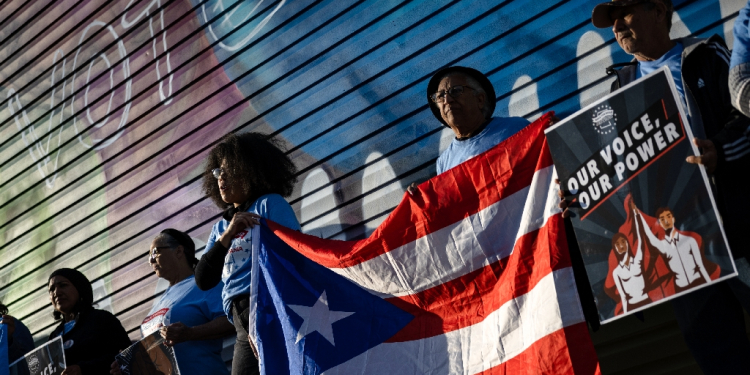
[110,229,234,375]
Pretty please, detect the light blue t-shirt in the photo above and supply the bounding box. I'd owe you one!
[731,0,750,70]
[59,320,76,336]
[436,116,530,175]
[637,42,686,106]
[205,193,301,322]
[141,275,228,375]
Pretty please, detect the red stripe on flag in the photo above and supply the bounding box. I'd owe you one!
[475,323,601,375]
[384,215,569,342]
[269,112,555,268]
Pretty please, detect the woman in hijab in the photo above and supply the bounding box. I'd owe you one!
[48,268,130,375]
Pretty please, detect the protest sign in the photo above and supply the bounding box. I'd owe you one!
[545,66,737,323]
[9,336,65,375]
[1,324,8,375]
[115,331,180,375]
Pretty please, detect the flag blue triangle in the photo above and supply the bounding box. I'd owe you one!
[254,223,413,374]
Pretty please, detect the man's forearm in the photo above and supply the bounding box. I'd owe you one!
[638,215,660,245]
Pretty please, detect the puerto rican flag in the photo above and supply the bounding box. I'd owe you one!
[247,113,600,374]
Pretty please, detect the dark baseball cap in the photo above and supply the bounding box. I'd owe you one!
[427,66,496,127]
[591,0,649,28]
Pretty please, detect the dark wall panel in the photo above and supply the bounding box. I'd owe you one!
[0,0,744,371]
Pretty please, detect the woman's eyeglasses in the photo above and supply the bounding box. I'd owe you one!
[149,246,173,261]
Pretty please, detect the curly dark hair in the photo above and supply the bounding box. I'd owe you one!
[0,302,8,315]
[202,132,297,209]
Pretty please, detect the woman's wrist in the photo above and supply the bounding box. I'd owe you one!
[219,232,232,248]
[184,326,196,342]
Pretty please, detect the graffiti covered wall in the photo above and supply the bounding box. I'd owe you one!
[0,0,744,368]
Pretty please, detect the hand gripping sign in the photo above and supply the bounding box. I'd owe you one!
[9,337,66,375]
[545,66,737,323]
[115,331,180,375]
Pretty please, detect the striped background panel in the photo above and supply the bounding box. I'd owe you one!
[0,0,745,372]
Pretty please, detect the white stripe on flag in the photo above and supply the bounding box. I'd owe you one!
[516,165,560,241]
[331,166,560,298]
[322,267,584,375]
[249,225,262,350]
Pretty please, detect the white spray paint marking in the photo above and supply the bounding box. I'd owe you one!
[362,152,404,237]
[577,30,612,109]
[509,74,540,121]
[201,0,286,52]
[301,168,343,239]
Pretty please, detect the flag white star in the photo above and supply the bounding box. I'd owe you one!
[287,290,354,346]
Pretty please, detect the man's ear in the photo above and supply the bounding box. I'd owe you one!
[476,91,486,112]
[653,1,669,25]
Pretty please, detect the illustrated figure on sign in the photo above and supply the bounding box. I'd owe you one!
[611,215,652,314]
[606,195,670,314]
[635,205,711,293]
[604,194,721,314]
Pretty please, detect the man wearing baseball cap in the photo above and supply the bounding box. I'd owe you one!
[592,0,750,372]
[425,66,529,175]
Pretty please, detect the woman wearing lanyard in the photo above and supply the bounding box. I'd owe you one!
[48,268,130,375]
[195,133,300,375]
[110,229,234,375]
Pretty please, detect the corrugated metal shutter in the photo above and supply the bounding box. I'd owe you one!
[0,0,746,372]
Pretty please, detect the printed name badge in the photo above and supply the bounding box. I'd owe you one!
[141,308,169,336]
[223,229,252,279]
